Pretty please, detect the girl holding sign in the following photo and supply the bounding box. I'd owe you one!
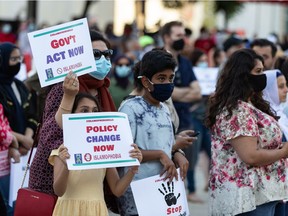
[49,72,142,216]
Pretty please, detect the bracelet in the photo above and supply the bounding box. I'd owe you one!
[59,105,72,112]
[172,149,185,157]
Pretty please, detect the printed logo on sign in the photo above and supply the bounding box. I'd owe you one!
[84,153,92,162]
[45,68,54,79]
[158,182,184,215]
[74,154,82,164]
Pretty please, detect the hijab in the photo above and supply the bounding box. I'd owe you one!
[263,69,288,140]
[0,42,25,133]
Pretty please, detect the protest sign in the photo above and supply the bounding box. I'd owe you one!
[62,112,139,170]
[131,169,190,216]
[193,67,219,95]
[28,18,96,87]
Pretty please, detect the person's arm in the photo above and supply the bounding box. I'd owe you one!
[106,144,142,197]
[172,81,202,103]
[52,145,70,197]
[55,71,79,129]
[12,131,33,155]
[141,149,178,182]
[172,130,196,151]
[172,152,189,180]
[231,136,288,166]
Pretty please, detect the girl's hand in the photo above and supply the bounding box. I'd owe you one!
[128,143,142,174]
[63,71,79,97]
[58,144,70,165]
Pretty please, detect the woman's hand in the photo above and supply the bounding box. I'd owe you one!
[63,71,79,97]
[58,144,70,166]
[128,143,142,174]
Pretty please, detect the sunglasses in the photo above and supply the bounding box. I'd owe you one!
[117,64,130,67]
[93,49,113,60]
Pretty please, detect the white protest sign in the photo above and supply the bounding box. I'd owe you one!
[193,67,219,95]
[62,112,139,170]
[28,18,96,87]
[131,169,189,216]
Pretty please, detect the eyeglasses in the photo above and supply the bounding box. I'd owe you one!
[10,56,23,63]
[93,49,113,60]
[117,64,130,67]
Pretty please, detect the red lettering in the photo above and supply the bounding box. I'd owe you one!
[86,126,92,133]
[50,35,76,49]
[167,205,182,215]
[94,145,115,152]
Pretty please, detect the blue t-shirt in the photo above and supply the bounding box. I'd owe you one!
[117,96,174,215]
[173,55,197,130]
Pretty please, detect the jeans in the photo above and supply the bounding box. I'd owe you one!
[0,175,13,216]
[236,201,279,216]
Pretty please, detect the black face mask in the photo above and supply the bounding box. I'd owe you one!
[247,74,267,92]
[172,38,185,51]
[7,63,21,77]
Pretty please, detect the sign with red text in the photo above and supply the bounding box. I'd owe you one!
[131,169,190,216]
[28,18,96,87]
[62,112,139,170]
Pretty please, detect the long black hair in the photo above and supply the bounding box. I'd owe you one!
[206,49,277,128]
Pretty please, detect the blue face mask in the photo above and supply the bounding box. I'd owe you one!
[89,55,112,80]
[115,65,131,78]
[196,61,208,68]
[148,79,174,102]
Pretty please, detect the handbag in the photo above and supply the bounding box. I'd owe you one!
[14,123,58,216]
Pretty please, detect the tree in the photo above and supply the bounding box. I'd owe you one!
[214,1,244,28]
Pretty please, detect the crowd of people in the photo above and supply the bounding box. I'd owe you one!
[0,15,288,216]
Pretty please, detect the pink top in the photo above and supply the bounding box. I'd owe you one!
[210,100,288,215]
[0,104,13,177]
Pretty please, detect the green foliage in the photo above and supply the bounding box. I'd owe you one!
[162,0,196,9]
[214,1,244,20]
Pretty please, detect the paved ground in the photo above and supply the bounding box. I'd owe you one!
[109,163,209,216]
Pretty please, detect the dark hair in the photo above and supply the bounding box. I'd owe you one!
[213,48,224,67]
[71,93,101,113]
[189,48,205,66]
[160,21,183,40]
[250,38,277,57]
[140,49,176,80]
[132,61,143,91]
[274,56,288,84]
[89,29,111,49]
[206,49,277,128]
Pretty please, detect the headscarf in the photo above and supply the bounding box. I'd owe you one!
[0,42,25,133]
[263,69,288,140]
[78,74,116,111]
[0,42,19,84]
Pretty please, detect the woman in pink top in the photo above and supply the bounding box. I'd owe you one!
[0,103,20,215]
[206,49,288,215]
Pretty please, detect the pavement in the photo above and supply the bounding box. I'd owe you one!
[109,162,209,216]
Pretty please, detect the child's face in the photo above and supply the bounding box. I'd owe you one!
[75,98,99,113]
[150,69,175,86]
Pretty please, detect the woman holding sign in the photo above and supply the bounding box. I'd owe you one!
[29,30,116,196]
[49,81,142,216]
